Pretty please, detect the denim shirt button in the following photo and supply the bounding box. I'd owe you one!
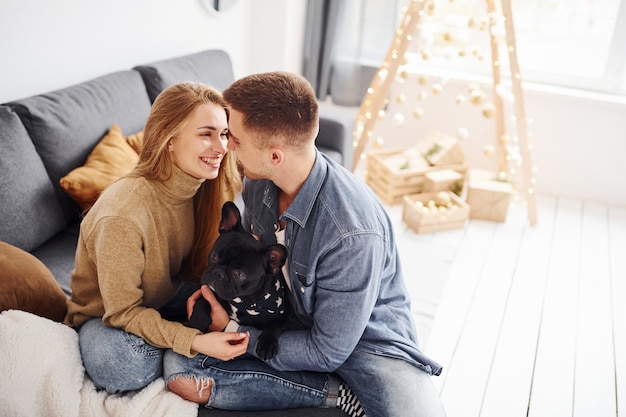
[300,287,305,293]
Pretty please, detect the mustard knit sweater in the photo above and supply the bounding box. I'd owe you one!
[65,165,204,357]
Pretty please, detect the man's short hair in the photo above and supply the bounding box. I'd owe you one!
[223,71,319,149]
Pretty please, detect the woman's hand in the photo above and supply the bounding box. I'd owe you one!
[191,331,249,361]
[187,285,230,332]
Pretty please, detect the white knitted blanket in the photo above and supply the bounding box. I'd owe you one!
[0,309,198,417]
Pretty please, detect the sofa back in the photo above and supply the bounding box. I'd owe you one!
[7,70,153,229]
[134,49,236,101]
[0,105,67,251]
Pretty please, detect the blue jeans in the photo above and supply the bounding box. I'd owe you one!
[164,349,446,416]
[336,350,446,417]
[78,280,198,394]
[163,352,339,410]
[79,318,164,393]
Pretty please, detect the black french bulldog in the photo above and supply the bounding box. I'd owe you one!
[186,201,290,360]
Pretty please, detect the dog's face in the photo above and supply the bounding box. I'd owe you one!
[201,202,286,301]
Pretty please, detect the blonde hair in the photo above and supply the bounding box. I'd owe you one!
[132,82,242,282]
[223,71,319,150]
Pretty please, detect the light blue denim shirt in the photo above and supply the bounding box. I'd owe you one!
[241,151,442,376]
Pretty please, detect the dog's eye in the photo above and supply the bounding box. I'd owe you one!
[232,269,246,281]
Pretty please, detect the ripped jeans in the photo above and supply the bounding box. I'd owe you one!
[80,321,339,408]
[77,279,340,407]
[164,349,446,417]
[163,352,339,410]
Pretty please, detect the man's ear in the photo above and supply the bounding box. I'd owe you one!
[269,147,284,166]
[219,201,244,233]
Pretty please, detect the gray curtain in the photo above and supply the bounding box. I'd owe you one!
[303,0,398,106]
[302,0,341,101]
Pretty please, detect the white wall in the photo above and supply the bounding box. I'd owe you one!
[0,0,306,103]
[248,0,307,74]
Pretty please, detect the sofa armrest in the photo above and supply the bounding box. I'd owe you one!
[316,103,357,169]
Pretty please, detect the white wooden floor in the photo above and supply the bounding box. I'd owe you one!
[386,195,626,417]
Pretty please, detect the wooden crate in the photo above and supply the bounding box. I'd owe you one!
[402,191,469,234]
[423,169,465,194]
[466,169,513,222]
[366,149,466,205]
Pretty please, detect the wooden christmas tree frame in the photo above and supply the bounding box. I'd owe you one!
[352,0,538,225]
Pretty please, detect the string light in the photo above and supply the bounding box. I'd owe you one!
[350,0,537,225]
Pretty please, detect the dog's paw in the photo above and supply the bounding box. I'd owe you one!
[256,333,279,360]
[186,299,213,332]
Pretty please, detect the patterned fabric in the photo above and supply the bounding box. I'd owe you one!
[228,279,286,322]
[337,382,367,417]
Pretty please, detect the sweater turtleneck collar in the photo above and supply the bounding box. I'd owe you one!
[153,164,205,204]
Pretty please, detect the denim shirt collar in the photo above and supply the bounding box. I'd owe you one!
[270,150,327,229]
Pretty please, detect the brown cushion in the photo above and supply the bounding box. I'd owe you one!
[125,130,144,155]
[59,124,140,210]
[0,242,67,322]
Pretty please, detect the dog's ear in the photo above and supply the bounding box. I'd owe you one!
[219,201,245,233]
[263,244,287,275]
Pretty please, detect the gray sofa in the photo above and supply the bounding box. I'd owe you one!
[0,49,350,417]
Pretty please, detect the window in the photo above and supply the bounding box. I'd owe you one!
[335,0,626,96]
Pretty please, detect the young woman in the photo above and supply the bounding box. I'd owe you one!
[64,82,247,394]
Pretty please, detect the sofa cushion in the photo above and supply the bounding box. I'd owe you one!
[59,124,140,210]
[317,103,357,169]
[0,241,68,322]
[134,49,235,101]
[7,70,152,225]
[31,223,80,296]
[0,106,67,252]
[126,129,144,154]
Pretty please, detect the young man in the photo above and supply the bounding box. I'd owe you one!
[165,72,446,417]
